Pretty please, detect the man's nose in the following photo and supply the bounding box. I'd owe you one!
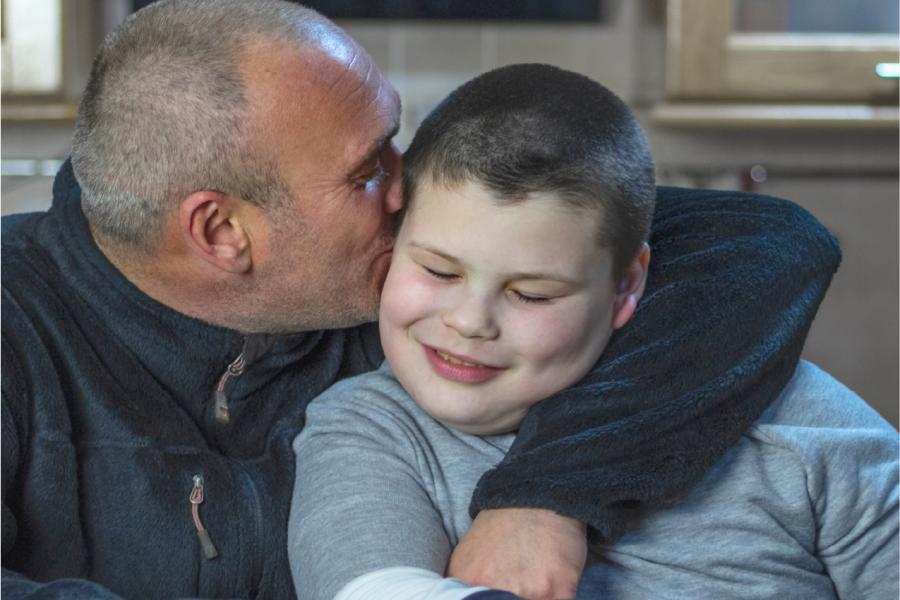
[383,142,403,214]
[442,291,499,340]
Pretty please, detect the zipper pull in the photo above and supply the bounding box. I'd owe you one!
[214,353,246,424]
[190,475,219,560]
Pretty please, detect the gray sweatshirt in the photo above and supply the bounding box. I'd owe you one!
[288,361,899,599]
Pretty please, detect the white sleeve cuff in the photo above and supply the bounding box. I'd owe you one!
[334,566,488,600]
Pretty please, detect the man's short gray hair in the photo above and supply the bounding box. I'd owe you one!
[71,0,340,249]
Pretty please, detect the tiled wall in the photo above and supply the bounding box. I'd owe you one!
[341,16,646,149]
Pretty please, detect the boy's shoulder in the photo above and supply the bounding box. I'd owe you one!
[301,362,447,445]
[743,360,897,504]
[753,360,893,435]
[306,361,413,417]
[591,360,898,600]
[299,363,514,460]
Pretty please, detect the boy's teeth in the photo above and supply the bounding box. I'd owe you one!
[436,350,482,368]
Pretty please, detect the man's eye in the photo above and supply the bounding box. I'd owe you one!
[354,163,387,188]
[424,266,458,280]
[511,290,551,304]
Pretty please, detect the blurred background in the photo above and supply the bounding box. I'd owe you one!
[2,0,898,426]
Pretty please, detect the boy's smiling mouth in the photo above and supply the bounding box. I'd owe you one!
[435,350,482,368]
[423,345,504,384]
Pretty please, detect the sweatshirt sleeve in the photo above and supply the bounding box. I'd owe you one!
[469,186,842,542]
[288,380,455,600]
[772,367,899,600]
[333,567,490,600]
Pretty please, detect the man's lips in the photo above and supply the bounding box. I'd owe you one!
[423,345,503,384]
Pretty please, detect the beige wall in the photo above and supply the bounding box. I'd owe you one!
[2,0,896,425]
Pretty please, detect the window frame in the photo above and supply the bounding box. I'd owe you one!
[1,0,68,102]
[1,0,108,123]
[665,0,899,103]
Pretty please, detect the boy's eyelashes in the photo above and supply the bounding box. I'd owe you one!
[420,265,553,304]
[510,290,551,304]
[423,266,457,280]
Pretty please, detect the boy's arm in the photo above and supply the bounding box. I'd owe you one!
[802,380,899,599]
[455,187,841,583]
[290,383,464,600]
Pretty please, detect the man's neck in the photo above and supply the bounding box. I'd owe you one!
[91,226,233,330]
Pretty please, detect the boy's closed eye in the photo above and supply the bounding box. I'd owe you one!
[420,263,560,305]
[423,266,458,280]
[508,290,552,304]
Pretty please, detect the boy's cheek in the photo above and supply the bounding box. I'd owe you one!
[511,303,612,368]
[516,307,586,349]
[380,267,441,325]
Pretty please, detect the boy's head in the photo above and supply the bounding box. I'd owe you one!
[379,64,655,435]
[403,62,655,280]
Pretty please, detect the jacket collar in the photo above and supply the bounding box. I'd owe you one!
[47,160,323,415]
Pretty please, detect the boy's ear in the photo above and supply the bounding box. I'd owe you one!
[611,242,650,330]
[179,191,252,274]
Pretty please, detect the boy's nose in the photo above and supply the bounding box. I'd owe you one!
[441,293,499,340]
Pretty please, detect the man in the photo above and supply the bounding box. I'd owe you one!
[1,1,840,599]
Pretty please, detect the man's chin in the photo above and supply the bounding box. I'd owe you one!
[245,301,379,334]
[325,296,381,330]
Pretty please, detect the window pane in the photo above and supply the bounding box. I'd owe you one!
[1,0,62,94]
[735,0,899,34]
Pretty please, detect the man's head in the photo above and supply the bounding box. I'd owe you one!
[380,64,655,435]
[72,0,402,333]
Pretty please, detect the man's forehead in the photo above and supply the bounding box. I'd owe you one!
[343,73,402,162]
[379,87,402,140]
[245,38,394,110]
[302,43,400,127]
[243,35,400,163]
[300,22,357,65]
[244,33,363,90]
[345,115,400,176]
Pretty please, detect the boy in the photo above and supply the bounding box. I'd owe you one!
[288,64,898,599]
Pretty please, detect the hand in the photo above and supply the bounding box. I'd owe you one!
[447,507,587,600]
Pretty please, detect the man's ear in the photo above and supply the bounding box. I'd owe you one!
[611,242,650,330]
[179,191,252,274]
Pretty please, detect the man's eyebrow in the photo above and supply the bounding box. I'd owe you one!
[348,124,400,176]
[408,242,578,285]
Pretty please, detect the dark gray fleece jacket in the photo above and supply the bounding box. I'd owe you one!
[1,160,840,599]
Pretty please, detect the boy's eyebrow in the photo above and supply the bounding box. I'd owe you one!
[506,271,580,285]
[408,241,579,285]
[408,242,460,263]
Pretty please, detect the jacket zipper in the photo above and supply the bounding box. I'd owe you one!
[214,353,246,424]
[190,474,219,560]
